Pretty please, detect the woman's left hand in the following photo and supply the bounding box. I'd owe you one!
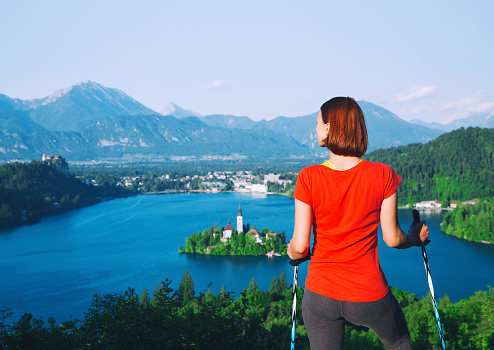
[408,221,430,246]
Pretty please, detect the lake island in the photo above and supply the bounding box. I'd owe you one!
[179,204,287,256]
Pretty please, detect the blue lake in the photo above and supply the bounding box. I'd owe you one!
[1,193,493,324]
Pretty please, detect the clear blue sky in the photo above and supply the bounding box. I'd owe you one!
[1,0,493,123]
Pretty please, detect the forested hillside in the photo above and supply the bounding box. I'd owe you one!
[363,127,494,206]
[1,271,493,349]
[0,161,133,229]
[441,198,494,243]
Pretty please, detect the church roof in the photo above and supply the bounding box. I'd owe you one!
[238,203,243,216]
[246,228,260,236]
[225,219,233,231]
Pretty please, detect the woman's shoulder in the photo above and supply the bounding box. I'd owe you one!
[299,164,326,174]
[296,164,326,182]
[361,161,398,179]
[362,160,394,171]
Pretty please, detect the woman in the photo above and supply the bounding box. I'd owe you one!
[287,97,429,350]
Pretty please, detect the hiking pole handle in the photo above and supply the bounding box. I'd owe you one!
[289,251,311,266]
[413,209,421,226]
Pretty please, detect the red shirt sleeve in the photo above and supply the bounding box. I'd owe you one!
[382,164,402,199]
[293,167,312,206]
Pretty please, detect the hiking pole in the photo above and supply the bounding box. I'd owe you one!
[290,263,299,350]
[289,252,311,350]
[413,209,446,350]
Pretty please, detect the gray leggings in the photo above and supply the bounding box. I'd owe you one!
[302,287,412,350]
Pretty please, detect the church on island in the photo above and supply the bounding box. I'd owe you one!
[180,203,287,256]
[216,204,282,257]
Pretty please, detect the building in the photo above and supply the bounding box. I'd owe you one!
[222,206,277,246]
[461,199,479,206]
[246,228,263,244]
[223,219,234,239]
[42,154,69,175]
[250,184,268,193]
[414,201,442,209]
[266,232,277,240]
[264,173,280,184]
[42,154,61,161]
[266,250,281,257]
[237,203,243,233]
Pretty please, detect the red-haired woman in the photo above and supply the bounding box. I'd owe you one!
[287,97,429,350]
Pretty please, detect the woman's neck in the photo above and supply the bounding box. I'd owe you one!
[329,153,361,171]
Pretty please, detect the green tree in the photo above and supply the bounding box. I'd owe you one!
[151,284,161,307]
[177,270,195,305]
[0,203,13,227]
[220,285,228,299]
[140,286,151,307]
[247,277,258,294]
[269,276,281,295]
[2,272,494,349]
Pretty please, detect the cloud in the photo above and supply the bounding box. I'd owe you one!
[439,91,494,123]
[408,104,433,113]
[393,89,494,124]
[395,85,439,102]
[204,80,229,91]
[439,91,484,111]
[464,101,494,115]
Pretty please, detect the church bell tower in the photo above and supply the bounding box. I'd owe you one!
[237,203,243,233]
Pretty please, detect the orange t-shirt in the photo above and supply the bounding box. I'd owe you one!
[293,160,401,302]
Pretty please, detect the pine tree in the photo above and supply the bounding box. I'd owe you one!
[140,286,151,307]
[247,277,258,294]
[279,269,288,290]
[178,270,195,305]
[270,270,288,295]
[151,285,161,307]
[220,285,228,299]
[269,276,281,294]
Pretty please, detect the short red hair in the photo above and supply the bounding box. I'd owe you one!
[320,97,368,157]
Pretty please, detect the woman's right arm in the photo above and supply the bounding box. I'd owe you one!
[380,192,429,249]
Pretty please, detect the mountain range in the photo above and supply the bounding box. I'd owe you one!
[0,81,488,162]
[410,112,494,132]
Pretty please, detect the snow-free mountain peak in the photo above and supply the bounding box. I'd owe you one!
[357,100,403,121]
[42,85,75,105]
[410,111,494,132]
[3,81,159,132]
[160,103,202,118]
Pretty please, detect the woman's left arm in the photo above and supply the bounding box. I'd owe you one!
[381,192,429,249]
[287,199,312,259]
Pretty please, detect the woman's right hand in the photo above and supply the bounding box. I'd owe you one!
[287,240,295,260]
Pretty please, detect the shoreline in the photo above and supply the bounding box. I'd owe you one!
[0,193,134,231]
[178,251,285,257]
